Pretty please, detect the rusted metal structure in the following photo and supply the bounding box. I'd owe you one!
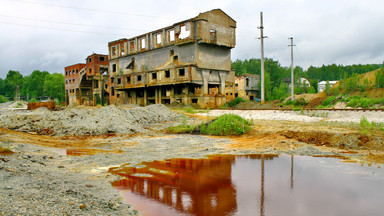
[64,54,109,106]
[108,9,236,108]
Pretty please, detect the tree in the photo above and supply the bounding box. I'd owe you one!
[23,70,49,98]
[43,73,65,102]
[5,70,23,98]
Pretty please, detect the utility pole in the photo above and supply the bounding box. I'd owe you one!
[258,12,267,103]
[288,37,295,101]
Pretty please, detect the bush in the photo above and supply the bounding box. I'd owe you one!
[0,95,8,103]
[227,97,247,107]
[30,98,37,103]
[322,96,337,107]
[200,114,252,135]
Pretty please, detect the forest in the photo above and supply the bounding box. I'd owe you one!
[0,70,65,103]
[0,59,381,103]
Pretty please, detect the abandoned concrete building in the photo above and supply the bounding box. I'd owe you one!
[64,53,109,106]
[108,9,236,108]
[226,74,260,101]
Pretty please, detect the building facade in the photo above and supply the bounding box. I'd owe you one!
[64,54,109,106]
[108,9,236,108]
[226,74,260,101]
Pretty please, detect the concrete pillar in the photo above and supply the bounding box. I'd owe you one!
[143,88,147,106]
[202,69,210,95]
[158,88,162,104]
[219,71,227,95]
[170,86,175,103]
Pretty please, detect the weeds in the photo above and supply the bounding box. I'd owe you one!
[168,114,252,136]
[360,115,384,134]
[0,142,13,154]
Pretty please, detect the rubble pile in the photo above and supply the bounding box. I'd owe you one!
[0,104,181,136]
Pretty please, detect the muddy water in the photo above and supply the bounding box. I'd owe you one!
[110,155,384,216]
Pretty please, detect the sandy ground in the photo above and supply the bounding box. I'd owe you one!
[1,106,384,215]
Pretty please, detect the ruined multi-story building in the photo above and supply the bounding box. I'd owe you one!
[64,53,109,106]
[226,74,260,101]
[108,9,236,108]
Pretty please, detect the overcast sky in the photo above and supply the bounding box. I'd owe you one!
[1,0,383,78]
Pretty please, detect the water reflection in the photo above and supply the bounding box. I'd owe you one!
[110,154,384,216]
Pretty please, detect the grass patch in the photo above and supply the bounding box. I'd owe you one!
[222,97,247,108]
[360,115,384,134]
[347,97,384,109]
[0,142,13,154]
[169,114,252,136]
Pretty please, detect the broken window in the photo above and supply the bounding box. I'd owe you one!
[168,30,175,42]
[179,24,190,39]
[100,56,105,61]
[126,58,135,69]
[137,75,142,82]
[235,83,239,87]
[111,77,114,83]
[112,64,116,72]
[140,38,146,50]
[165,70,170,78]
[117,78,121,84]
[127,76,131,83]
[65,71,68,75]
[72,70,75,74]
[76,69,78,73]
[112,46,117,56]
[246,78,250,87]
[210,29,216,42]
[89,68,92,74]
[88,57,92,63]
[111,87,115,96]
[105,84,108,89]
[179,68,185,77]
[121,49,125,56]
[156,34,162,44]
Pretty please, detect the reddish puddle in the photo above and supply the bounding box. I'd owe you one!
[110,154,384,216]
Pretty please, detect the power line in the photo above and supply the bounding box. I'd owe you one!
[0,14,148,32]
[6,0,176,20]
[0,21,129,36]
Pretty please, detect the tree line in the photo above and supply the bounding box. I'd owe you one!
[232,58,382,101]
[0,70,65,103]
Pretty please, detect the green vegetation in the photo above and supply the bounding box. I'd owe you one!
[360,115,384,134]
[285,98,308,107]
[232,58,380,101]
[376,67,384,88]
[321,96,338,107]
[346,96,384,109]
[0,70,64,103]
[0,95,8,103]
[30,98,37,103]
[225,97,247,108]
[169,114,252,136]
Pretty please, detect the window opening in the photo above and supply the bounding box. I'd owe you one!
[156,34,162,44]
[210,29,216,42]
[112,64,116,72]
[112,46,117,56]
[179,25,190,39]
[246,78,249,87]
[89,68,92,74]
[137,75,142,81]
[88,57,92,63]
[117,78,121,84]
[179,68,185,77]
[152,72,157,80]
[169,30,175,42]
[100,56,105,61]
[165,70,170,78]
[140,38,146,49]
[127,76,131,83]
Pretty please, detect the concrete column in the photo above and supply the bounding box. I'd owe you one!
[158,88,162,104]
[202,69,210,95]
[219,71,227,95]
[170,86,175,104]
[143,88,147,106]
[155,87,158,104]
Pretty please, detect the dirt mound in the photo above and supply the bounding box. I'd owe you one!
[28,101,56,110]
[281,130,383,150]
[0,104,181,136]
